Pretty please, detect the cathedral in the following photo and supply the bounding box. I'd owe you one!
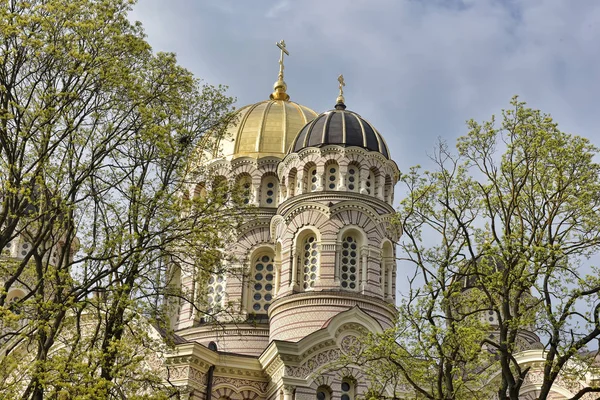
[160,41,600,400]
[165,41,400,400]
[2,39,598,400]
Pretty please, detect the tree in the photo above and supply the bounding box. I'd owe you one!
[360,97,600,400]
[0,0,239,398]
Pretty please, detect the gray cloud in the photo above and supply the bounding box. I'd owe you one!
[131,0,600,168]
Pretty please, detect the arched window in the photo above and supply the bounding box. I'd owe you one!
[325,162,339,190]
[212,176,228,201]
[300,234,319,290]
[346,165,359,192]
[6,288,25,315]
[316,386,331,400]
[306,165,318,193]
[2,240,12,256]
[341,378,355,400]
[340,234,359,290]
[236,175,252,205]
[207,274,225,314]
[194,182,208,199]
[260,176,279,207]
[251,252,275,314]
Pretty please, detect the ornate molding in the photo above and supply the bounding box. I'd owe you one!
[166,365,207,387]
[523,370,588,396]
[281,201,331,224]
[285,348,342,379]
[339,334,362,356]
[214,366,266,379]
[212,376,268,393]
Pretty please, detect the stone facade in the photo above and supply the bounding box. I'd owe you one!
[163,91,598,399]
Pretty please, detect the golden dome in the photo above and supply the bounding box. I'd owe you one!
[208,99,317,160]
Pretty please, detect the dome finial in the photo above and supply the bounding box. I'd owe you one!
[270,40,290,101]
[335,74,346,110]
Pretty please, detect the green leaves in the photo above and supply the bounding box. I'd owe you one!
[0,1,237,398]
[362,97,600,399]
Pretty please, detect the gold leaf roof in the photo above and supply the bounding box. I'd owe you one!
[208,99,317,160]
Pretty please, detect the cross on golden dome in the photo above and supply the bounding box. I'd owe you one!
[270,40,290,101]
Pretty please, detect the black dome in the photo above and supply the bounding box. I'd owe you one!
[289,108,390,159]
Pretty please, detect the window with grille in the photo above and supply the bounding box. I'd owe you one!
[326,164,339,190]
[341,379,355,400]
[237,176,252,205]
[316,386,331,400]
[288,169,297,196]
[251,253,275,313]
[346,166,358,192]
[207,274,225,314]
[307,166,318,192]
[261,177,279,207]
[340,235,359,290]
[301,235,318,289]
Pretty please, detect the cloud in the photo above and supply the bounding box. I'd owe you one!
[131,0,600,166]
[266,0,291,19]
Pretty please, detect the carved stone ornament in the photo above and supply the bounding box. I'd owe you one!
[282,384,295,394]
[166,365,207,387]
[212,376,268,394]
[523,369,595,399]
[340,334,362,356]
[284,348,341,379]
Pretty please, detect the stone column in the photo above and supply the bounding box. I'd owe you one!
[337,164,347,191]
[359,168,369,194]
[361,246,368,292]
[335,240,342,282]
[315,164,325,191]
[283,384,295,400]
[252,177,261,206]
[387,263,393,301]
[290,249,298,289]
[317,241,336,287]
[274,258,282,295]
[380,259,385,297]
[280,182,287,202]
[296,170,305,195]
[376,174,385,200]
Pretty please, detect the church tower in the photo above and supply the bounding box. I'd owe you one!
[268,75,400,342]
[167,42,401,400]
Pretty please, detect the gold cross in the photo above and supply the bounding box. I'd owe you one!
[336,74,346,105]
[338,74,345,97]
[276,40,289,80]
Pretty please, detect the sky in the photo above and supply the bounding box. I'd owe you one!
[130,0,600,293]
[131,0,600,170]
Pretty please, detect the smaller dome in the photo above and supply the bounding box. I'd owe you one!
[289,108,390,158]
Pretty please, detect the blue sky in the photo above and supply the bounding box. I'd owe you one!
[131,0,600,292]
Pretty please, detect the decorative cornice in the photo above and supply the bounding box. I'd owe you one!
[279,201,331,225]
[278,144,400,178]
[278,192,395,216]
[212,375,269,393]
[268,291,397,321]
